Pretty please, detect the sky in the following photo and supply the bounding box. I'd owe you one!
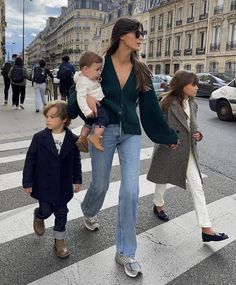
[5,0,68,60]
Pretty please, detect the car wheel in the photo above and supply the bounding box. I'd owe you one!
[216,100,233,121]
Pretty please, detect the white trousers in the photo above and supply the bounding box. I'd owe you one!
[154,151,212,228]
[34,82,47,110]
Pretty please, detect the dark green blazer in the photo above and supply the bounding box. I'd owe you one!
[101,55,177,145]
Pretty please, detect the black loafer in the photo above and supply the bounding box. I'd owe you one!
[202,232,229,242]
[153,205,169,222]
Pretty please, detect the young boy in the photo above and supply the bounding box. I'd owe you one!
[74,51,109,152]
[22,100,82,258]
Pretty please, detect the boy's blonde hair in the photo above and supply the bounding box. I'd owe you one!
[79,51,103,69]
[43,100,71,127]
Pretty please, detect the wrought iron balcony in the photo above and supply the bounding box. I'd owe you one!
[184,48,192,55]
[173,50,181,56]
[210,43,220,51]
[214,5,223,15]
[226,41,236,50]
[199,13,208,20]
[187,17,194,23]
[176,19,182,26]
[196,47,205,55]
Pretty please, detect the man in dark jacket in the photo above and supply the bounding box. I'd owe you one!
[57,55,75,101]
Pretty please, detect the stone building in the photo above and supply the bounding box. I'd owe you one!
[0,0,6,65]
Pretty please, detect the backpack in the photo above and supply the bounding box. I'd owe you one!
[67,85,80,119]
[11,66,24,83]
[1,62,12,77]
[58,65,72,80]
[34,67,46,83]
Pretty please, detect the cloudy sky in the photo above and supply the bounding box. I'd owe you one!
[5,0,68,60]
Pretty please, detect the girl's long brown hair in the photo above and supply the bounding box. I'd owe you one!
[161,70,198,111]
[106,17,152,92]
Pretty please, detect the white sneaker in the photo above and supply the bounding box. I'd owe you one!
[15,106,19,110]
[115,252,142,278]
[20,104,25,109]
[83,215,100,231]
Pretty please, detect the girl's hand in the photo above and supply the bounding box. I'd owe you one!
[74,184,81,193]
[24,187,32,195]
[86,96,100,117]
[193,131,203,141]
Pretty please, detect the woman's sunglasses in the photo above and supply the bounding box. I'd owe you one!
[134,30,145,38]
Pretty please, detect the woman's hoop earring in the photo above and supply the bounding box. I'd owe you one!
[98,77,102,83]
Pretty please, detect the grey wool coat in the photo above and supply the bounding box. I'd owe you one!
[147,98,202,189]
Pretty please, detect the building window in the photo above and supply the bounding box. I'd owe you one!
[199,31,205,48]
[196,64,204,73]
[227,23,236,49]
[176,36,181,50]
[155,64,161,74]
[156,39,162,56]
[176,7,183,25]
[214,0,224,14]
[167,11,173,29]
[225,61,236,76]
[184,64,191,70]
[158,14,163,30]
[209,61,219,73]
[165,37,171,56]
[187,34,192,49]
[201,0,208,14]
[211,26,221,50]
[149,40,154,57]
[151,16,155,32]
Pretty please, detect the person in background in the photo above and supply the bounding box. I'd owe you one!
[22,100,82,258]
[80,17,178,278]
[57,55,75,101]
[8,56,30,110]
[32,59,54,113]
[74,51,109,152]
[147,70,229,242]
[1,54,17,105]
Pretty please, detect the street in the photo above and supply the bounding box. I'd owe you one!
[0,81,236,285]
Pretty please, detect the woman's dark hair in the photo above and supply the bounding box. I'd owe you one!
[15,57,23,67]
[161,70,199,111]
[106,17,152,92]
[39,59,46,67]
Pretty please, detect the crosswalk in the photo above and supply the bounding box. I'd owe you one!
[0,127,236,285]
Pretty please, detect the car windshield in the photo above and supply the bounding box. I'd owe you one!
[213,73,234,82]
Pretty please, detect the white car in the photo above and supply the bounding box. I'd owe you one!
[209,78,236,121]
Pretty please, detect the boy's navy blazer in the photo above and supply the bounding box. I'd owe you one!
[22,127,82,205]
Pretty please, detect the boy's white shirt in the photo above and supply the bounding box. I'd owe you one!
[74,71,104,117]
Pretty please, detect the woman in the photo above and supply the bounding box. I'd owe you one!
[8,57,30,110]
[81,17,178,278]
[147,70,229,242]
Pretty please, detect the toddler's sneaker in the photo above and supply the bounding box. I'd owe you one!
[83,215,100,231]
[87,133,104,152]
[54,239,70,258]
[115,252,142,278]
[76,135,88,152]
[33,217,45,236]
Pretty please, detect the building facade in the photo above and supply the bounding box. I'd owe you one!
[0,0,6,65]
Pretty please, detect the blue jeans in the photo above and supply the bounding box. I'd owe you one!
[34,82,46,110]
[81,124,140,257]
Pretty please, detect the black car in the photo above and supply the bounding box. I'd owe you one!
[196,73,232,97]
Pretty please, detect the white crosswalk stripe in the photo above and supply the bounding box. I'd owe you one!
[0,134,235,285]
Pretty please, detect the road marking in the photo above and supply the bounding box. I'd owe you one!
[0,147,154,191]
[28,193,236,285]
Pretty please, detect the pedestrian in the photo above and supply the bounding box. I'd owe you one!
[147,70,229,242]
[22,100,82,258]
[57,55,75,101]
[32,59,54,113]
[1,54,17,105]
[8,56,30,110]
[80,17,178,278]
[74,51,109,152]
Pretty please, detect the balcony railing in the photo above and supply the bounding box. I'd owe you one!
[196,47,205,55]
[210,43,220,51]
[167,23,172,29]
[176,19,182,26]
[156,51,162,57]
[199,13,208,20]
[184,48,192,55]
[187,17,194,23]
[230,0,236,11]
[165,50,170,56]
[214,5,223,15]
[226,41,236,50]
[173,50,181,56]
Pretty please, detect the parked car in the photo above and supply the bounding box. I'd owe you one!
[152,75,166,97]
[156,74,172,90]
[209,78,236,121]
[196,73,229,97]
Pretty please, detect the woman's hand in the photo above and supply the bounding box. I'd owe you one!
[193,131,203,142]
[24,187,32,195]
[86,96,100,117]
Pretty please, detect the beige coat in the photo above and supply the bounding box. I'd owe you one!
[147,98,202,189]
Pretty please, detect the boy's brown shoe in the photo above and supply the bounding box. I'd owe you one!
[54,239,70,258]
[33,217,45,236]
[76,136,88,152]
[87,134,104,152]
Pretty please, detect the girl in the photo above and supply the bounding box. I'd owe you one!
[147,70,228,242]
